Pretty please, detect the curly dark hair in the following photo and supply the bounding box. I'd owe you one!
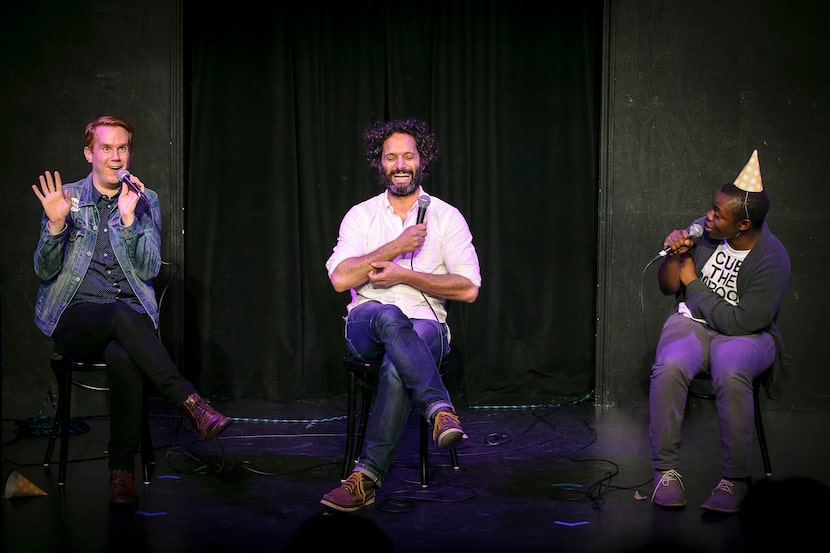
[363,117,439,181]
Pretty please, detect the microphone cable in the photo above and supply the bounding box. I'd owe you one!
[409,195,446,363]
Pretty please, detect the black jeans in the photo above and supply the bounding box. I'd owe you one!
[53,301,196,471]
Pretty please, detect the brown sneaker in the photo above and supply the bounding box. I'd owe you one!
[320,472,376,512]
[109,469,139,511]
[181,393,231,439]
[432,410,467,450]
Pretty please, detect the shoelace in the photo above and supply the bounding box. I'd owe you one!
[651,469,685,501]
[188,398,220,424]
[343,473,368,500]
[435,411,459,429]
[711,479,735,496]
[192,399,211,418]
[434,411,458,440]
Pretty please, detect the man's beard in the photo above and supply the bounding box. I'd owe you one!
[378,169,422,197]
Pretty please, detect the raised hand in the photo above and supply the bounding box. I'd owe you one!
[32,170,71,234]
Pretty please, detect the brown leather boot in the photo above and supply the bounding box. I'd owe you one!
[180,393,231,439]
[109,469,139,511]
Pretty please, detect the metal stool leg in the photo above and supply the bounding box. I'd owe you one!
[43,367,65,470]
[753,379,773,479]
[353,381,373,467]
[341,371,359,480]
[139,388,156,485]
[420,417,429,487]
[57,367,72,485]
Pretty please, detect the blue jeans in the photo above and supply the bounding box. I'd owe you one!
[649,312,775,479]
[344,301,453,486]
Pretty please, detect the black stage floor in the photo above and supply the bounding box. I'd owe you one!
[2,394,827,553]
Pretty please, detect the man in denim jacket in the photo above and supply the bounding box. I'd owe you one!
[32,115,230,510]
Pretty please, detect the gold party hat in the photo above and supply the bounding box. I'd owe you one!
[734,150,763,192]
[3,471,47,499]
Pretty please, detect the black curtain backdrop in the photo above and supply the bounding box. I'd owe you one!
[184,1,604,405]
[5,0,828,414]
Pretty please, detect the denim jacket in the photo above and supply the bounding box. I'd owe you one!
[33,173,163,336]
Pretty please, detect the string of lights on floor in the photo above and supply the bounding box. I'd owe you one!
[5,387,654,514]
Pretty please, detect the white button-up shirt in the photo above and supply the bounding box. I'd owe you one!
[326,188,481,325]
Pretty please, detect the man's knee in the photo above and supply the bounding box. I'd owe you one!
[373,304,410,326]
[651,361,693,388]
[710,365,752,392]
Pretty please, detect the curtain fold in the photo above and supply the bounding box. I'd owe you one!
[186,1,603,405]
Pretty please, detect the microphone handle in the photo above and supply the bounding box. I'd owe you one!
[122,177,143,197]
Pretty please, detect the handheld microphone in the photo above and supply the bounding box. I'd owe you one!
[116,169,144,198]
[416,194,431,224]
[658,223,703,257]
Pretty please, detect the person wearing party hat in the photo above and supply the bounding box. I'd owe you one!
[647,150,791,513]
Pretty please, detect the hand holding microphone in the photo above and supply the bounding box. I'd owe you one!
[658,223,703,257]
[400,195,430,262]
[116,169,144,198]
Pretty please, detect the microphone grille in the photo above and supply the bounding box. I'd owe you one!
[689,223,704,238]
[117,169,131,181]
[418,194,431,208]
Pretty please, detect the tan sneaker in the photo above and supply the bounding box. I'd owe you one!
[320,472,375,512]
[432,410,468,450]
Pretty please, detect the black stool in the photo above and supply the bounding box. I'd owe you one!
[43,354,156,485]
[341,353,460,486]
[688,369,772,479]
[42,262,178,486]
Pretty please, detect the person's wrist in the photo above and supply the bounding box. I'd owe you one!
[48,221,66,234]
